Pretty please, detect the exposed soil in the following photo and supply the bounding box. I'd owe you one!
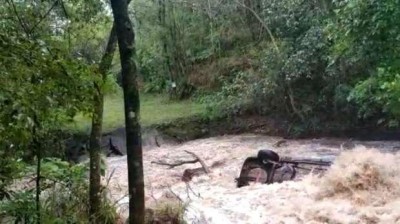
[66,114,400,163]
[154,115,400,142]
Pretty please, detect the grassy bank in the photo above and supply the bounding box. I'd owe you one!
[66,93,206,134]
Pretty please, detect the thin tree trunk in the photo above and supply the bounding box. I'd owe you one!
[35,150,41,223]
[158,0,173,83]
[110,0,145,223]
[34,134,41,224]
[32,114,41,224]
[88,26,118,222]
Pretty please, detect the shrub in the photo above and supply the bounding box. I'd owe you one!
[145,201,187,224]
[0,158,117,224]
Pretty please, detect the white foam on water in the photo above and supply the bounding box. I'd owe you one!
[106,135,400,223]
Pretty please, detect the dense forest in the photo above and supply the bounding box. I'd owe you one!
[1,0,400,223]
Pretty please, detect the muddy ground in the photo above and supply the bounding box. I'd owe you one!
[66,115,400,163]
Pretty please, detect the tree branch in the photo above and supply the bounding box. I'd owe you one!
[28,0,59,34]
[151,150,211,173]
[59,0,71,50]
[6,0,29,35]
[151,158,199,169]
[184,150,210,173]
[152,150,215,183]
[6,0,73,80]
[287,85,305,123]
[168,185,183,202]
[235,0,279,53]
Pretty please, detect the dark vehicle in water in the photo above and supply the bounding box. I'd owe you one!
[236,149,333,187]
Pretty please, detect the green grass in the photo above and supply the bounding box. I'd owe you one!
[66,93,206,134]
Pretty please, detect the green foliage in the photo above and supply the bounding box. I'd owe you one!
[202,71,262,118]
[0,1,119,223]
[331,0,400,64]
[0,33,94,158]
[133,0,253,96]
[204,0,334,127]
[0,0,106,157]
[1,191,37,224]
[0,159,117,223]
[349,67,400,127]
[201,0,400,132]
[261,0,327,38]
[328,0,400,125]
[0,158,26,201]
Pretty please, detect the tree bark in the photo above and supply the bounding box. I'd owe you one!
[32,118,41,224]
[157,0,173,84]
[243,0,262,40]
[110,0,145,224]
[88,25,118,223]
[35,139,41,224]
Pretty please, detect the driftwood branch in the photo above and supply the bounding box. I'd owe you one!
[152,150,212,182]
[273,140,287,148]
[105,168,116,188]
[151,159,199,169]
[154,136,161,147]
[168,186,183,202]
[185,182,201,199]
[151,150,210,171]
[148,183,158,203]
[184,150,210,173]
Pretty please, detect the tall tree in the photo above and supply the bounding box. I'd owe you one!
[88,25,118,222]
[88,0,132,220]
[110,0,145,223]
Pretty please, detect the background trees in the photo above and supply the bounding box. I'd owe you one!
[1,1,117,223]
[131,0,400,133]
[331,0,400,127]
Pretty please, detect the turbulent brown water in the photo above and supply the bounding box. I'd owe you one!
[105,134,400,223]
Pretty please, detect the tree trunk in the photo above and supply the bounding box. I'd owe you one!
[88,25,118,223]
[33,124,41,224]
[244,0,262,40]
[35,143,41,224]
[110,1,145,224]
[158,0,173,84]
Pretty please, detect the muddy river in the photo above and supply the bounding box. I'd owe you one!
[106,134,400,223]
